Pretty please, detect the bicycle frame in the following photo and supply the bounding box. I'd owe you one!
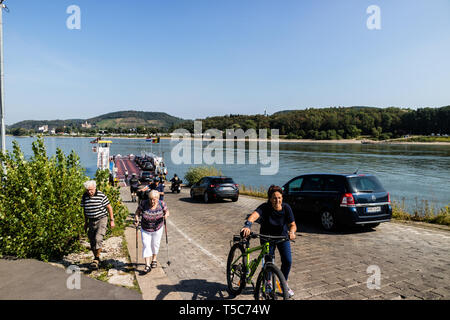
[230,240,272,284]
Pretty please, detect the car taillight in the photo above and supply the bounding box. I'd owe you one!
[341,193,356,207]
[234,184,239,188]
[210,184,216,188]
[387,192,390,204]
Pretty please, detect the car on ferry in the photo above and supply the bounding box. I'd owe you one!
[190,176,239,203]
[140,171,154,184]
[142,161,155,172]
[282,173,392,231]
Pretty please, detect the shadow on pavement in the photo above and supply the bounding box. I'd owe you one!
[177,197,235,204]
[296,219,378,235]
[178,197,203,204]
[156,279,236,300]
[54,258,138,274]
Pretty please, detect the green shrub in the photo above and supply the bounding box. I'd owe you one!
[184,166,223,186]
[0,138,87,261]
[0,137,130,261]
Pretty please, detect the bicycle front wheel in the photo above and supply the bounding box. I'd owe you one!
[226,243,247,296]
[254,263,289,300]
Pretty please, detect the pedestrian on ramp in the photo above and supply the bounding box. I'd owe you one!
[80,180,115,269]
[134,190,170,274]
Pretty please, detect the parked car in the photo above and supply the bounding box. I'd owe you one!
[282,173,392,231]
[190,176,239,203]
[142,162,155,172]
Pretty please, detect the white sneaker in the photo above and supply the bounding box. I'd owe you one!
[288,287,295,298]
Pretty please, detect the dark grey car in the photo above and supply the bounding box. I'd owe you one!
[190,176,239,203]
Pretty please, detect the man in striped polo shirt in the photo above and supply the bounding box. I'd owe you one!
[81,180,115,269]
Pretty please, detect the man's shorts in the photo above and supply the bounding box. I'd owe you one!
[130,186,138,193]
[87,216,108,250]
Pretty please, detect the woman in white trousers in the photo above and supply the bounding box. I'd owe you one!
[135,190,170,274]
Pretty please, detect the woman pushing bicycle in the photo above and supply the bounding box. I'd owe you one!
[241,185,297,298]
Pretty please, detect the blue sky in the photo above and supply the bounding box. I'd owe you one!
[3,0,450,124]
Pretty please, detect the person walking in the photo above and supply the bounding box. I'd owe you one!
[241,185,297,298]
[154,177,165,200]
[142,178,165,200]
[134,190,170,274]
[80,180,115,269]
[129,173,140,202]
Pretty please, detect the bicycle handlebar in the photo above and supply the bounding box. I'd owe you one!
[239,232,295,243]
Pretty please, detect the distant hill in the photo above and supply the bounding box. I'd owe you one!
[87,111,184,129]
[8,111,184,130]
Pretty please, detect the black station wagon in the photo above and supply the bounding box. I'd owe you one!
[282,173,392,231]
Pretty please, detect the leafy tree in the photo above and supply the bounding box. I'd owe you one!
[12,128,29,136]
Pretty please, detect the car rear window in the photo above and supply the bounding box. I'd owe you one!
[212,178,234,184]
[347,176,385,193]
[323,177,344,192]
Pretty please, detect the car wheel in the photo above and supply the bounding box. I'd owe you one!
[232,196,238,202]
[364,223,380,229]
[204,192,209,203]
[190,189,195,200]
[320,211,336,231]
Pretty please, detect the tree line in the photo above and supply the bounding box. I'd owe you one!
[169,106,450,140]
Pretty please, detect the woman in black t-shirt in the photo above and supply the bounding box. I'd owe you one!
[241,185,297,298]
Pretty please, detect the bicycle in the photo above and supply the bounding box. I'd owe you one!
[226,232,292,300]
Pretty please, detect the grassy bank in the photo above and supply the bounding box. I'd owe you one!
[387,135,450,143]
[239,184,450,227]
[391,200,450,226]
[240,185,267,198]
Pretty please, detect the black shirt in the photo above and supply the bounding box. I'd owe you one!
[129,178,139,187]
[255,202,295,237]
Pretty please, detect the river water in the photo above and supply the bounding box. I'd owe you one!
[5,136,450,212]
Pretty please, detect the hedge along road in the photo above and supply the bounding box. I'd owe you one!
[156,186,450,300]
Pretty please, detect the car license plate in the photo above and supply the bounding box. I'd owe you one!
[366,206,381,213]
[221,187,234,191]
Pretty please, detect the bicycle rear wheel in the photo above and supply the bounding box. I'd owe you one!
[254,263,289,300]
[226,243,247,296]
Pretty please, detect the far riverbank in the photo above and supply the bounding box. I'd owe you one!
[11,135,450,146]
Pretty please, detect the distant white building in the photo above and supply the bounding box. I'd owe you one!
[38,125,49,133]
[82,121,92,129]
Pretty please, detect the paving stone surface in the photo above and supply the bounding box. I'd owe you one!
[133,186,450,300]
